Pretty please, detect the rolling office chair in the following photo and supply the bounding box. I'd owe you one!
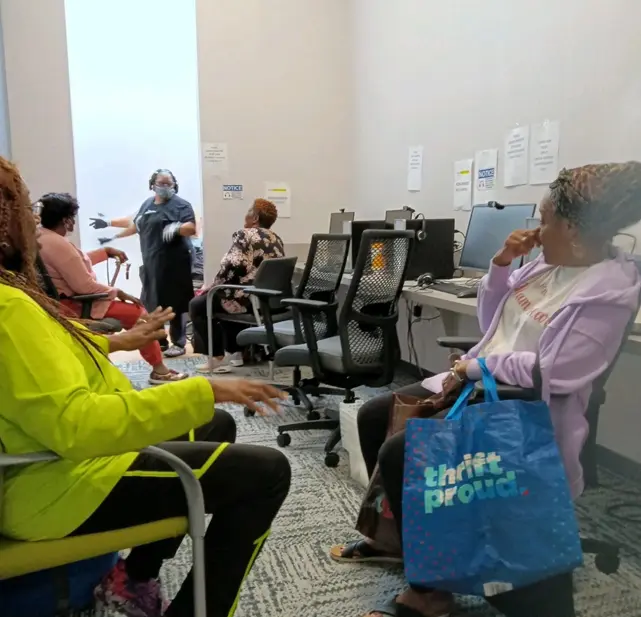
[35,255,123,334]
[272,229,414,466]
[236,234,351,417]
[0,447,208,617]
[204,257,298,370]
[436,308,639,576]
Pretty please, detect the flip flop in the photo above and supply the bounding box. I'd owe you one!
[329,539,403,564]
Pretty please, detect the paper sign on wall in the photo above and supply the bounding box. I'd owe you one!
[223,184,243,200]
[407,146,424,192]
[529,121,560,185]
[202,142,229,176]
[474,148,498,204]
[504,126,529,187]
[453,159,473,211]
[265,181,291,218]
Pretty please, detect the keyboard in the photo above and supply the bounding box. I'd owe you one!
[425,281,479,297]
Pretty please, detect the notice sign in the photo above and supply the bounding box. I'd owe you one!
[223,184,243,200]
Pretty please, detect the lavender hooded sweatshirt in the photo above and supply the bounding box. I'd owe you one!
[426,249,640,499]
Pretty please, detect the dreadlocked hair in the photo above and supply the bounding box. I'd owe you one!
[549,162,641,240]
[0,157,106,360]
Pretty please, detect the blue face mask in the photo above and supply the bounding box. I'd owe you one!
[154,185,175,200]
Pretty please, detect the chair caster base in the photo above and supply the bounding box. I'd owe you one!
[244,406,256,418]
[277,433,292,448]
[325,451,340,467]
[595,550,620,574]
[307,410,321,421]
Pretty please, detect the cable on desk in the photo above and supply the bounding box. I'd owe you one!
[404,298,440,379]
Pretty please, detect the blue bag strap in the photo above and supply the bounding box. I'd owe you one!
[477,358,499,402]
[445,381,476,420]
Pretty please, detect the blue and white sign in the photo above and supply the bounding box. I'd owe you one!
[223,184,244,200]
[474,149,498,203]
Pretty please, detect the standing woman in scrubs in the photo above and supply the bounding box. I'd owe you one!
[97,169,196,357]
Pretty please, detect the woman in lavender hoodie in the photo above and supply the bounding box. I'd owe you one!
[331,162,641,617]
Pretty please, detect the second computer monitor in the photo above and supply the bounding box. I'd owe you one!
[329,211,355,234]
[459,203,537,272]
[384,208,413,226]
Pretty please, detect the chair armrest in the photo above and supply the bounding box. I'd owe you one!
[243,286,282,298]
[206,284,247,295]
[281,297,331,312]
[0,446,206,538]
[436,336,482,352]
[69,293,110,302]
[474,381,539,401]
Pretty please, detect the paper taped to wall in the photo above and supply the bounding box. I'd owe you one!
[202,142,229,176]
[529,121,560,185]
[453,159,473,211]
[265,181,292,218]
[474,148,498,204]
[407,146,424,192]
[504,125,529,187]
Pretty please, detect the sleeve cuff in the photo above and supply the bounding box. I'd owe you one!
[465,359,482,381]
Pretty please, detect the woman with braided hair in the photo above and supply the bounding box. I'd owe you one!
[0,157,293,617]
[331,162,641,617]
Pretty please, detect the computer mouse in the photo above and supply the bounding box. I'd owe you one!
[416,273,434,287]
[456,288,478,299]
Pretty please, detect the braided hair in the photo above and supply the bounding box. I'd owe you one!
[148,169,179,193]
[549,162,641,240]
[0,157,105,358]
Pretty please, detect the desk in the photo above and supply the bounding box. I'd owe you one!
[293,262,641,466]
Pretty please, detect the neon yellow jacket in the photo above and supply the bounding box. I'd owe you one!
[0,284,215,541]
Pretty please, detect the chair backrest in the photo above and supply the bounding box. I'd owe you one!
[252,256,298,312]
[294,234,350,341]
[338,229,414,381]
[581,261,641,488]
[35,254,60,300]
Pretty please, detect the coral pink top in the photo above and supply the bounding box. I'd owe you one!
[38,228,117,318]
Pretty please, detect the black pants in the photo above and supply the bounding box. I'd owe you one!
[71,410,291,617]
[189,294,246,357]
[358,382,576,617]
[165,313,187,349]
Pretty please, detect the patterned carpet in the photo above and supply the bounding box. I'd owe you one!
[95,356,641,617]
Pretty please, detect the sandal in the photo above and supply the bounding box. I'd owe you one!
[329,539,403,564]
[148,369,189,385]
[364,595,452,617]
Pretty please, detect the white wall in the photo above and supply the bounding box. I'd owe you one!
[351,0,641,238]
[65,0,201,294]
[195,0,353,281]
[1,0,79,243]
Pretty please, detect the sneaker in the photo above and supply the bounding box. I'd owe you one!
[228,351,244,367]
[195,357,232,374]
[94,559,167,617]
[148,369,189,385]
[163,345,186,358]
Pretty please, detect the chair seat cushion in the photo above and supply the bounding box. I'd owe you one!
[275,336,346,373]
[236,320,297,347]
[0,517,188,580]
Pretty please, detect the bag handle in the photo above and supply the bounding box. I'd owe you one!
[444,358,499,420]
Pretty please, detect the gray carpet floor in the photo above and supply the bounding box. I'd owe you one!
[95,356,641,617]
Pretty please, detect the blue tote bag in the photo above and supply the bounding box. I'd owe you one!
[402,359,582,597]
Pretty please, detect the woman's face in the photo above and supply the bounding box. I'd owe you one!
[538,197,580,265]
[63,215,75,235]
[153,173,176,201]
[244,207,258,228]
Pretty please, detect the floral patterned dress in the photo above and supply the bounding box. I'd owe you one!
[211,227,285,313]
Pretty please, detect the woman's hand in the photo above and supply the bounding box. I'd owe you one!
[493,228,541,267]
[107,307,174,352]
[105,247,129,262]
[441,371,464,399]
[116,289,142,305]
[209,378,286,415]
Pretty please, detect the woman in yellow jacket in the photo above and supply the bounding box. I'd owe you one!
[0,157,290,617]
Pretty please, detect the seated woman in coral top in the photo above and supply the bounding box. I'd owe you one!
[37,192,186,384]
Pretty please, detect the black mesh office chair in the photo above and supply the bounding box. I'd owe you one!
[204,257,297,368]
[273,229,414,466]
[35,254,123,334]
[236,234,351,417]
[436,300,639,576]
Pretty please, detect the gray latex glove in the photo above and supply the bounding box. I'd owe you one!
[98,236,113,246]
[162,222,182,243]
[90,217,109,229]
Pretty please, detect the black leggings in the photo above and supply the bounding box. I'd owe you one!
[189,293,247,357]
[71,410,291,617]
[358,382,576,617]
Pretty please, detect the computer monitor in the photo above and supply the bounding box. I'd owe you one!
[523,217,541,265]
[329,211,355,234]
[351,220,387,269]
[384,208,413,225]
[398,219,455,280]
[459,203,537,272]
